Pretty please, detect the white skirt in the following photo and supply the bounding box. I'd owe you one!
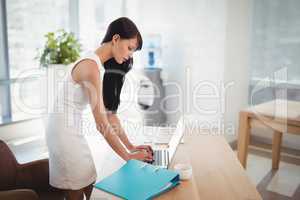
[45,113,97,190]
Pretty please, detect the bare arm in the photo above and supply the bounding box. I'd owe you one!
[107,113,154,158]
[106,113,135,151]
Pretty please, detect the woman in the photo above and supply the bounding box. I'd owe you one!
[46,17,153,200]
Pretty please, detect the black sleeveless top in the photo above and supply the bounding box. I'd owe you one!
[102,58,133,113]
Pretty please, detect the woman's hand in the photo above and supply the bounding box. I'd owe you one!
[130,145,154,156]
[128,149,153,162]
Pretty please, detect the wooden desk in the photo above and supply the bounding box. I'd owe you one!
[92,134,261,200]
[237,100,300,170]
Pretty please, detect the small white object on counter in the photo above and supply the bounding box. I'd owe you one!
[174,163,193,181]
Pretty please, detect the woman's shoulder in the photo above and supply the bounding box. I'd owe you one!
[72,58,100,84]
[77,51,102,71]
[81,51,103,68]
[80,59,100,75]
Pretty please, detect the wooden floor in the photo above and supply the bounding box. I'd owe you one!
[232,139,300,200]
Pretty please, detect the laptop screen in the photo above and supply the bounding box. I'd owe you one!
[168,117,184,163]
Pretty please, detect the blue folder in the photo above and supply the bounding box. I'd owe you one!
[94,159,180,200]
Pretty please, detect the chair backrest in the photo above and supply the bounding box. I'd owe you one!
[0,140,18,190]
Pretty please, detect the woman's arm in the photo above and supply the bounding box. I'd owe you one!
[106,113,134,151]
[107,113,154,156]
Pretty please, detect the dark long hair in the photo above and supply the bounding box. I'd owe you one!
[101,17,143,50]
[102,58,132,112]
[102,17,142,112]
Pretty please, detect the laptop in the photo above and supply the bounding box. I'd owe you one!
[148,117,184,169]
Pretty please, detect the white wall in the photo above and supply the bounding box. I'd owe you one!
[130,0,250,142]
[223,0,251,142]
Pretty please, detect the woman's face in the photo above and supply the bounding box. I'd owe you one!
[112,34,138,64]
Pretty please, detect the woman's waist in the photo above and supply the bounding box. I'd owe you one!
[46,112,87,132]
[50,100,88,113]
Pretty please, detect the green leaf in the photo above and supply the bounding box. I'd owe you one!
[37,29,82,67]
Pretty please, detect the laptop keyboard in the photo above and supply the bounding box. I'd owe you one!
[151,149,169,168]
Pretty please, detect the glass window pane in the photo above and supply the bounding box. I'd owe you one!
[250,0,300,83]
[10,78,46,122]
[6,0,69,78]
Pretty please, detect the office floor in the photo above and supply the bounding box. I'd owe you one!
[6,135,300,200]
[232,140,300,200]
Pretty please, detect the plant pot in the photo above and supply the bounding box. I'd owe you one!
[45,64,70,112]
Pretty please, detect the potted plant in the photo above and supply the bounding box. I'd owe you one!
[37,30,81,105]
[37,29,81,81]
[38,29,81,68]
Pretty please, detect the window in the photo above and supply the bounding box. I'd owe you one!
[6,0,69,78]
[10,78,46,122]
[0,0,70,124]
[249,0,300,104]
[250,0,300,82]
